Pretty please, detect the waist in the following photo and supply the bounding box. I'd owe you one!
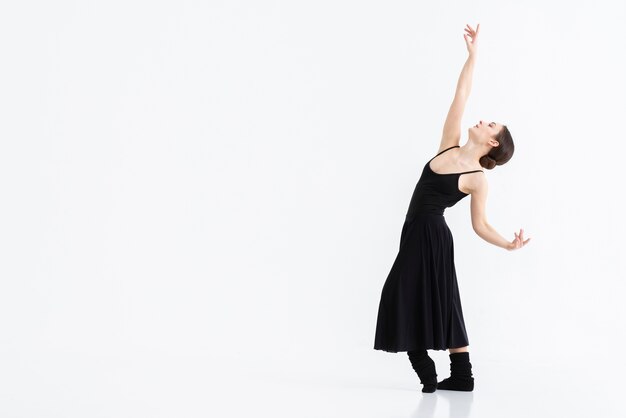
[405,212,445,222]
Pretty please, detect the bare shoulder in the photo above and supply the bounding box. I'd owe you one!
[460,170,488,196]
[437,138,461,155]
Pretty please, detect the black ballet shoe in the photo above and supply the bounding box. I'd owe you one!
[407,349,437,393]
[436,351,474,391]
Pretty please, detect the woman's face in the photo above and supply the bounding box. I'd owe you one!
[469,120,503,146]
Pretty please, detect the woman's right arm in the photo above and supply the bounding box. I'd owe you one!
[437,24,480,153]
[438,55,476,154]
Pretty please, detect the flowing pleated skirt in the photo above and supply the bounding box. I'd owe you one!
[374,213,470,353]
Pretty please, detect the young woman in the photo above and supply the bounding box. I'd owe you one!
[373,23,530,393]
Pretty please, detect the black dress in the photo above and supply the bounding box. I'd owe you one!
[374,145,483,353]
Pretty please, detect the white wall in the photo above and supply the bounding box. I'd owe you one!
[1,1,624,416]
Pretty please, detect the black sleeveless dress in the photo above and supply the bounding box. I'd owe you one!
[373,145,483,353]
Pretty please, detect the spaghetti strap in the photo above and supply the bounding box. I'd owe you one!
[429,145,460,162]
[458,169,484,175]
[436,145,460,156]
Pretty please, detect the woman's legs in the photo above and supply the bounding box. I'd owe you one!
[448,345,469,353]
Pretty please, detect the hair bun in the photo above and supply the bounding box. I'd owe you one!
[479,154,497,170]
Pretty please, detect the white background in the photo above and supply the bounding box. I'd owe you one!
[1,1,625,417]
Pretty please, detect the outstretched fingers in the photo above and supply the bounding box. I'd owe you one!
[465,23,479,34]
[515,229,531,247]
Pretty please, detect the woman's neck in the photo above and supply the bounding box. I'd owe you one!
[458,141,488,168]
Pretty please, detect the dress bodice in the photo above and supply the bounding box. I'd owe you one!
[406,146,483,216]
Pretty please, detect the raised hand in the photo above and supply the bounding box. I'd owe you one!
[508,228,531,251]
[463,23,480,56]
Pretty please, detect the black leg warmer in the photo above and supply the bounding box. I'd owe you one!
[436,351,474,391]
[407,349,437,393]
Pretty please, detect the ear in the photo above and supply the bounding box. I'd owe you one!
[488,139,500,148]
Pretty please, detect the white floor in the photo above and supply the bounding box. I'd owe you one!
[1,347,619,417]
[233,355,615,418]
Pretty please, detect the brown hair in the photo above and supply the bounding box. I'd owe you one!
[479,125,514,170]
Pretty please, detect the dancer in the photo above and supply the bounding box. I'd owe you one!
[373,23,530,393]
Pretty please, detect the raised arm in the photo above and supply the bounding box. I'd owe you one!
[437,24,480,153]
[468,173,531,251]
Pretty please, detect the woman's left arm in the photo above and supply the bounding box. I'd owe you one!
[468,172,531,251]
